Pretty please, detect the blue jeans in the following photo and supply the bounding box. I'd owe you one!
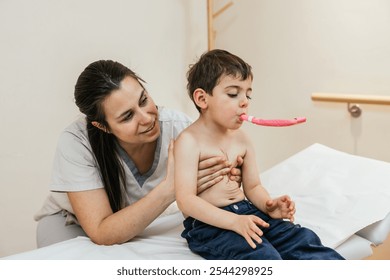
[182,200,345,260]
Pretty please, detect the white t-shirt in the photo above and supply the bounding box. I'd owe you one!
[34,107,192,223]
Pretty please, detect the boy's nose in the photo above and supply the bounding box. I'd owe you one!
[240,96,249,107]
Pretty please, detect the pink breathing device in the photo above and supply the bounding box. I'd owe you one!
[240,114,306,127]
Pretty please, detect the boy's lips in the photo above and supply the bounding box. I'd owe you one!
[239,113,248,121]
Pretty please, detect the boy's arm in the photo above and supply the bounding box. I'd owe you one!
[174,132,239,230]
[241,133,272,213]
[241,135,295,221]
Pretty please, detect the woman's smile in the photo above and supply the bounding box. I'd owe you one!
[140,119,157,134]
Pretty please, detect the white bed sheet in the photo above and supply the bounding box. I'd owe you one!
[261,143,390,249]
[5,212,200,260]
[3,143,390,260]
[334,234,373,260]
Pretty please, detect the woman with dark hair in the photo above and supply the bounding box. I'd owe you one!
[35,60,241,247]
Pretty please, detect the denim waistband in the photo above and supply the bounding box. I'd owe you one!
[183,200,256,228]
[221,200,254,214]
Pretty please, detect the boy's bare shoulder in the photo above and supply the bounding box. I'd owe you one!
[231,128,251,142]
[175,123,199,144]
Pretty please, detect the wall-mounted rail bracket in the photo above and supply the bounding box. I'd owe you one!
[312,92,390,118]
[347,104,362,118]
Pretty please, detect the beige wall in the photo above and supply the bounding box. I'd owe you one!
[213,0,390,260]
[0,0,206,257]
[1,0,389,259]
[213,0,390,171]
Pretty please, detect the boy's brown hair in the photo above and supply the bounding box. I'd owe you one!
[186,49,253,112]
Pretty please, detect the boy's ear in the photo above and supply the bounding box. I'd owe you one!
[91,121,110,133]
[193,88,208,110]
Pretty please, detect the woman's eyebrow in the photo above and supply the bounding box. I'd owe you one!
[116,109,132,120]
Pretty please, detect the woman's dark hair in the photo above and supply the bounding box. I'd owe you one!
[74,60,145,212]
[187,49,253,112]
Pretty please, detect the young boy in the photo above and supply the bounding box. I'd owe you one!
[174,49,344,260]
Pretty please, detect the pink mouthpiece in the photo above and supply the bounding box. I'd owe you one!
[240,114,306,127]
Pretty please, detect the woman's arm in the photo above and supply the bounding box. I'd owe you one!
[68,141,176,245]
[68,183,173,245]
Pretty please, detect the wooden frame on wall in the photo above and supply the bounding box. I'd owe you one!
[207,0,234,50]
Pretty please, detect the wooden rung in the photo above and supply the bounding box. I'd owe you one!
[213,1,234,18]
[207,0,234,50]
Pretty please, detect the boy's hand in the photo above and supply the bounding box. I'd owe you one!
[231,214,269,249]
[265,195,295,222]
[228,155,243,182]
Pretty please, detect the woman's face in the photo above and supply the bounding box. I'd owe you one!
[101,76,160,147]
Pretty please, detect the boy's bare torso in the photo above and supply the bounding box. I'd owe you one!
[193,129,247,207]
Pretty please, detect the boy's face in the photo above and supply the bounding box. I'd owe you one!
[207,74,252,129]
